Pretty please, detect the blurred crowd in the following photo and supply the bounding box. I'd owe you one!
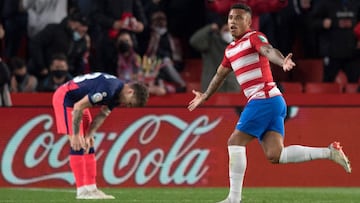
[0,0,360,106]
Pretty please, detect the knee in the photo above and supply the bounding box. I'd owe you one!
[227,133,240,145]
[227,136,234,145]
[265,150,281,164]
[227,131,252,146]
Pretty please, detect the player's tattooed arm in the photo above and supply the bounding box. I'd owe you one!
[259,44,295,71]
[203,65,231,100]
[72,109,83,136]
[259,44,285,67]
[72,95,93,136]
[86,106,111,138]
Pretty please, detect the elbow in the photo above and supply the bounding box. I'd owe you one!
[72,103,83,113]
[189,37,200,49]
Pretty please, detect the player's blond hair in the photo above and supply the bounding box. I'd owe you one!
[131,82,149,107]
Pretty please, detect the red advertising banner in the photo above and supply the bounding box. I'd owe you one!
[10,92,360,107]
[0,106,359,188]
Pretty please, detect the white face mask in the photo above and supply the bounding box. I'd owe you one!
[221,31,233,43]
[154,27,167,35]
[73,31,82,41]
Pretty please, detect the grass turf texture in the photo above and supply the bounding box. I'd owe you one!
[0,187,359,203]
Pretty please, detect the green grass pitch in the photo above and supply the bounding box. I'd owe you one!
[0,187,359,203]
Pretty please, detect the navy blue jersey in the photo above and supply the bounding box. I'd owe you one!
[63,72,124,110]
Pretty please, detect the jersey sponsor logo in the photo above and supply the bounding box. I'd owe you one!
[91,92,103,103]
[258,35,268,43]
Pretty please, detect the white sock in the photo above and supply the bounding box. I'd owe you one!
[279,145,330,163]
[227,146,246,203]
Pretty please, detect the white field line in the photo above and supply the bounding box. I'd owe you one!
[4,187,75,193]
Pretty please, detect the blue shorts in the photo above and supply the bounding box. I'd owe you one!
[236,96,287,141]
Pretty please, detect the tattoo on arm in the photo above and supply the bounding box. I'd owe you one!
[204,67,229,100]
[260,45,285,67]
[72,109,83,136]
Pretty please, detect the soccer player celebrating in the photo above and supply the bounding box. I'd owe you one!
[52,72,149,199]
[188,3,351,203]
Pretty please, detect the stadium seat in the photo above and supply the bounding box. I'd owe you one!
[344,83,359,93]
[181,59,202,82]
[292,59,323,83]
[304,82,343,94]
[272,64,291,82]
[279,82,303,93]
[335,70,348,86]
[186,82,201,92]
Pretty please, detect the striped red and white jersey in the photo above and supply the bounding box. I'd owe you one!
[221,30,282,101]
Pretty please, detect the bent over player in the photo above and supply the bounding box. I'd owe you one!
[52,72,149,199]
[188,4,351,203]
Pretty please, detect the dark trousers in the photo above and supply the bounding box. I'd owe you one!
[323,57,360,83]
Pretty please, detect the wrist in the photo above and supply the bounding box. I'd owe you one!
[280,60,285,67]
[86,131,94,138]
[202,93,209,101]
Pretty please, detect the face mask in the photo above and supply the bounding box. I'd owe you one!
[73,31,82,41]
[15,74,26,83]
[154,27,167,35]
[221,31,233,43]
[118,41,131,53]
[52,70,67,78]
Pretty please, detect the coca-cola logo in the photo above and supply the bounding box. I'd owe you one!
[1,113,222,186]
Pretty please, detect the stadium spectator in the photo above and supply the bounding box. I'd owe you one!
[115,30,142,82]
[9,57,37,92]
[142,0,164,19]
[309,0,360,83]
[0,60,12,106]
[52,72,148,199]
[2,0,27,60]
[205,0,288,30]
[187,4,351,203]
[21,0,70,39]
[115,30,173,96]
[260,0,318,58]
[28,12,89,79]
[145,10,187,92]
[92,0,147,73]
[190,17,240,92]
[0,25,5,60]
[37,54,73,92]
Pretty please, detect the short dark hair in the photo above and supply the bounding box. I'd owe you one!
[51,53,68,63]
[10,57,26,71]
[68,12,89,26]
[131,82,149,107]
[230,3,252,15]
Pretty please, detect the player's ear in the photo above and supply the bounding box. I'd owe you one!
[246,14,252,27]
[128,88,134,95]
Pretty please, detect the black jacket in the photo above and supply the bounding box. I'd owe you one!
[309,0,360,58]
[29,17,87,76]
[93,0,147,30]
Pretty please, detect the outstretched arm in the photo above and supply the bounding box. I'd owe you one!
[203,65,231,100]
[259,44,296,71]
[188,65,231,111]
